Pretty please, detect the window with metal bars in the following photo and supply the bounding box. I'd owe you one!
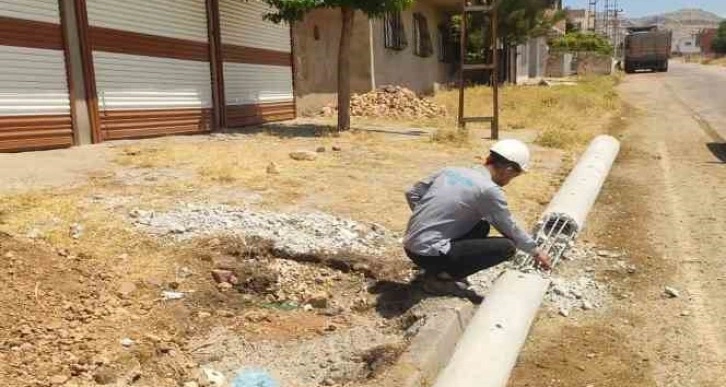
[413,12,433,57]
[384,11,407,50]
[437,23,454,63]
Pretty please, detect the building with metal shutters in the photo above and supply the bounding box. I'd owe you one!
[217,0,295,127]
[0,0,73,151]
[0,0,296,152]
[83,0,214,140]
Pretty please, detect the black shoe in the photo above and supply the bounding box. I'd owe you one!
[421,274,483,304]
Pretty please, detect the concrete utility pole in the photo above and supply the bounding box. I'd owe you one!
[588,0,598,32]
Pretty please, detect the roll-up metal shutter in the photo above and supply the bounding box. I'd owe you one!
[86,0,213,140]
[219,0,295,127]
[0,0,73,152]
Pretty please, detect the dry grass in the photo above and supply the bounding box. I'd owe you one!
[430,127,471,145]
[0,185,182,282]
[0,132,564,310]
[702,56,726,67]
[349,75,621,150]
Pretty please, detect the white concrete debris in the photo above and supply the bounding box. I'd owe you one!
[131,205,396,256]
[162,291,186,300]
[664,286,680,298]
[546,275,607,313]
[199,367,226,387]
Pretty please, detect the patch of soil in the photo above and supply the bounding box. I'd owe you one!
[0,230,414,387]
[0,232,196,387]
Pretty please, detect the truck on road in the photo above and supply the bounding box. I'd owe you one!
[623,26,672,73]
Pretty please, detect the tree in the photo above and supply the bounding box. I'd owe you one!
[452,0,565,63]
[551,32,613,55]
[263,0,414,132]
[713,20,726,54]
[496,0,565,45]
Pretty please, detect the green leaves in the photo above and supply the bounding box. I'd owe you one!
[262,0,414,23]
[712,20,726,54]
[550,32,614,55]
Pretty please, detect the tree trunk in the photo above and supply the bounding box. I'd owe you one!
[337,6,354,132]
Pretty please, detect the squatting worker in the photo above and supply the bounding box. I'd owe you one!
[403,139,552,295]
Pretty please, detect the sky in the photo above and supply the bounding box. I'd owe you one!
[563,0,726,19]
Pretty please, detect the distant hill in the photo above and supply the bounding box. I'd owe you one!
[629,8,723,27]
[626,8,723,51]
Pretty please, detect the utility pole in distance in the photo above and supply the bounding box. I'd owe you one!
[588,0,598,32]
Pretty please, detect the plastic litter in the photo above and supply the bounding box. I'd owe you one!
[231,369,278,387]
[162,290,185,300]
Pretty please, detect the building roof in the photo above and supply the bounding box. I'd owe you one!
[567,9,587,19]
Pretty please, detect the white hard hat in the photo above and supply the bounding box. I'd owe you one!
[490,139,531,172]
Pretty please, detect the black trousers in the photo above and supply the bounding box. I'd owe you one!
[405,221,516,279]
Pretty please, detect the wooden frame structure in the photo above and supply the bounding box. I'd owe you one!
[457,0,500,139]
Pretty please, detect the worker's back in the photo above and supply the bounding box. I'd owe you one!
[404,167,494,256]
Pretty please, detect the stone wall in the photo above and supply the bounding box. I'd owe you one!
[546,51,612,77]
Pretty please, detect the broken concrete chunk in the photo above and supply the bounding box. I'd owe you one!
[289,151,318,161]
[211,269,235,284]
[117,282,137,297]
[70,223,84,239]
[558,308,570,317]
[199,367,226,387]
[93,366,117,384]
[162,291,185,300]
[49,374,70,385]
[266,162,280,175]
[217,282,233,292]
[307,292,329,308]
[664,286,680,298]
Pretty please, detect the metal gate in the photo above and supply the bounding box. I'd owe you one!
[85,0,214,140]
[0,0,73,151]
[218,0,294,127]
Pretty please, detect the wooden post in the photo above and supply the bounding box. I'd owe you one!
[458,1,467,129]
[491,7,499,140]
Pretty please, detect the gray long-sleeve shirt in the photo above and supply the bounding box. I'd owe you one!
[403,167,538,256]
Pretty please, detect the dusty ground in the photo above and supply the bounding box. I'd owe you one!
[0,123,569,386]
[509,62,726,386]
[0,75,622,387]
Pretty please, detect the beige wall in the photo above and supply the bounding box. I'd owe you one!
[370,2,450,95]
[293,9,373,115]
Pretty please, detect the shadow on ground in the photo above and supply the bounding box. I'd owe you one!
[369,280,431,318]
[221,122,431,139]
[370,278,482,319]
[706,142,726,163]
[222,123,337,138]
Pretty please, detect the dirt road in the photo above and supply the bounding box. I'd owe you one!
[509,62,726,386]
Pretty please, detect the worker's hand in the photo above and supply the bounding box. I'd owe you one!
[533,250,552,271]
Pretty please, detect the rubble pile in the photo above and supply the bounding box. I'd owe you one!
[544,243,612,316]
[130,205,397,256]
[320,85,448,119]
